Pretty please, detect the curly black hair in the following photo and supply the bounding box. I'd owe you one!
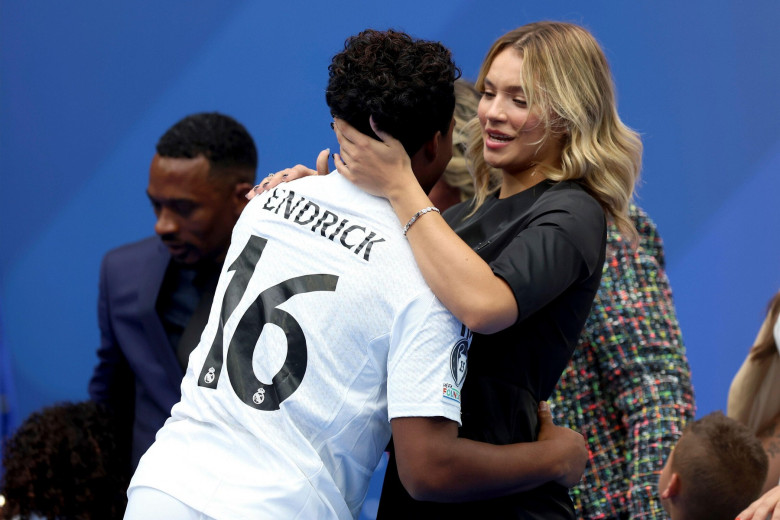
[156,112,257,185]
[326,29,460,157]
[0,401,130,520]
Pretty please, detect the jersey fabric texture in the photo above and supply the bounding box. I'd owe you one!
[129,172,470,520]
[378,179,606,520]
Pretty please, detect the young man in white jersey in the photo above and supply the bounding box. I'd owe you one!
[124,29,587,520]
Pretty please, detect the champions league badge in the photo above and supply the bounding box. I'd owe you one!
[449,338,469,387]
[253,388,266,405]
[204,367,216,384]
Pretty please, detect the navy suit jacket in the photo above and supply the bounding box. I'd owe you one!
[88,236,186,469]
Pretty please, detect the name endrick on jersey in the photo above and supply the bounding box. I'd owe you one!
[261,187,387,262]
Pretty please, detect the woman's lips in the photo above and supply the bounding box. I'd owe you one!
[484,130,514,149]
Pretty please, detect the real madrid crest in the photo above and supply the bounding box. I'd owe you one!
[252,388,266,405]
[204,367,216,384]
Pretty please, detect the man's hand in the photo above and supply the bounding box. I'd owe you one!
[246,148,330,200]
[537,401,589,488]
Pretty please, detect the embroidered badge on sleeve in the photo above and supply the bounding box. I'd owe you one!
[443,327,471,404]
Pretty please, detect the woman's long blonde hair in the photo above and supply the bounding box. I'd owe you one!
[466,21,642,240]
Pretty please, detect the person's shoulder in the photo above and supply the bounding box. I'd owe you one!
[293,170,353,190]
[102,236,166,268]
[317,171,379,204]
[627,204,666,267]
[255,171,370,206]
[281,171,397,226]
[105,235,162,256]
[545,179,597,202]
[539,180,604,220]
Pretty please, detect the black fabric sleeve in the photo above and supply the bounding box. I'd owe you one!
[491,189,605,322]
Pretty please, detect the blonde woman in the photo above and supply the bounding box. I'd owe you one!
[330,21,641,519]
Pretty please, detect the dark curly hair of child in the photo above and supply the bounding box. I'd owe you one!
[0,401,130,519]
[326,28,460,157]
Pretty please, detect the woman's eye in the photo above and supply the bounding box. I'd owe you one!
[514,99,527,107]
[482,91,496,99]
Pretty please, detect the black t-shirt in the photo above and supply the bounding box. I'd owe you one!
[378,179,606,520]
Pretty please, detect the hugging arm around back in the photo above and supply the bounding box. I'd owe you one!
[392,402,587,502]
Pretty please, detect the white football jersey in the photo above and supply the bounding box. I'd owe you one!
[129,172,471,520]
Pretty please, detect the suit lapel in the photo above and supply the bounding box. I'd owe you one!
[138,241,188,389]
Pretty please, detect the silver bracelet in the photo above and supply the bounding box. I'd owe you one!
[402,206,440,237]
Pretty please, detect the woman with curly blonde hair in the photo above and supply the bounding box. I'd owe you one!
[464,22,641,237]
[327,21,642,518]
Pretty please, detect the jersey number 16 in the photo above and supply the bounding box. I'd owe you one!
[196,235,339,411]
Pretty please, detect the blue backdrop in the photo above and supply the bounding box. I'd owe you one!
[2,1,779,517]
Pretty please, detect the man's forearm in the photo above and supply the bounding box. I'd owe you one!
[415,436,570,502]
[392,415,581,503]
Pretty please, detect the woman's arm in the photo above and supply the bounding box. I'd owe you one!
[333,118,518,334]
[392,402,588,502]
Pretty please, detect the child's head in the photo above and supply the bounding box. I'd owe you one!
[0,401,130,519]
[658,411,767,520]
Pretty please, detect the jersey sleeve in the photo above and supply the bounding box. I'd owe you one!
[491,188,606,321]
[386,291,471,425]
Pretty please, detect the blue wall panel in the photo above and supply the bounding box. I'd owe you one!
[2,1,779,516]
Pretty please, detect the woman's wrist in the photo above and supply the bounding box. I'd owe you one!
[381,165,416,198]
[386,172,431,221]
[402,207,440,236]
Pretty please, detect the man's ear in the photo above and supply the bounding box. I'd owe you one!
[423,131,442,161]
[426,118,455,162]
[233,182,254,209]
[660,472,681,500]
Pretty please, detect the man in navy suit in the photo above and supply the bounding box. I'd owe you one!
[88,112,257,469]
